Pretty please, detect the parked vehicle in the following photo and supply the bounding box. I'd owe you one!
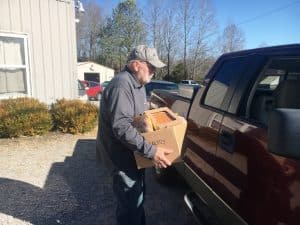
[80,80,102,101]
[180,79,199,85]
[145,80,179,97]
[149,44,300,225]
[101,81,110,90]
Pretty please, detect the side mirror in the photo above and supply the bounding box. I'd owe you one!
[268,108,300,159]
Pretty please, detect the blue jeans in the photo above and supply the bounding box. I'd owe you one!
[113,168,146,225]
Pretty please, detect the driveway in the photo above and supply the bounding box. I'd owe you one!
[0,130,197,225]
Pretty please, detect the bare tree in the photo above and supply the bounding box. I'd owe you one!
[176,0,197,79]
[143,0,175,79]
[220,23,245,53]
[76,0,103,61]
[189,0,217,80]
[146,0,164,49]
[161,7,180,77]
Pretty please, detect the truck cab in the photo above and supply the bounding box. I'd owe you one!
[150,44,300,225]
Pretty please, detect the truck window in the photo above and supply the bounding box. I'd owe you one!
[248,57,300,126]
[204,58,249,111]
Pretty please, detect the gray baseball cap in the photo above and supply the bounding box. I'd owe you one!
[128,45,166,68]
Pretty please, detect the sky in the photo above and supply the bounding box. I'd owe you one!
[87,0,300,49]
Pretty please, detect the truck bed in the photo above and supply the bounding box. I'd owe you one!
[149,89,192,119]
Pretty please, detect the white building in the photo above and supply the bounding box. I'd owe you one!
[77,62,114,83]
[0,0,78,104]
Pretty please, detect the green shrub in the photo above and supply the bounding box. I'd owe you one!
[51,99,98,134]
[0,97,52,138]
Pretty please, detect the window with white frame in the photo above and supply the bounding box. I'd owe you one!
[0,33,30,96]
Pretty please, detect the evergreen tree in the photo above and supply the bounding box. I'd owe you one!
[100,0,145,71]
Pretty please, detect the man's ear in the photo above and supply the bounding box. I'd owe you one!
[131,61,139,73]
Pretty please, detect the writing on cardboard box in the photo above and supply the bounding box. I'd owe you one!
[133,107,187,169]
[151,139,166,145]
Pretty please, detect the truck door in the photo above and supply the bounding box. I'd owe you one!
[216,56,300,225]
[183,57,252,224]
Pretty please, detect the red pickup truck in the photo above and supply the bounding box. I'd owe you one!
[150,44,300,225]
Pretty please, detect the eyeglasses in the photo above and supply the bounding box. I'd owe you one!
[139,61,156,72]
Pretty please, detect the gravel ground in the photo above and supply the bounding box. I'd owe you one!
[0,129,197,225]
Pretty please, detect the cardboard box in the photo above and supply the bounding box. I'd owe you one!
[134,107,187,169]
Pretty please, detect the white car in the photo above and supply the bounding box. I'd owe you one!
[180,80,199,85]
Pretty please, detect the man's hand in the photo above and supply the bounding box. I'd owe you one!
[153,147,173,168]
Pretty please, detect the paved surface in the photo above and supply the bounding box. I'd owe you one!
[0,132,197,225]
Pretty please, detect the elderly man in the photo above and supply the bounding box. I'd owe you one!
[96,45,173,225]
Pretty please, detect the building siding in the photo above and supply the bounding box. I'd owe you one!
[0,0,77,104]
